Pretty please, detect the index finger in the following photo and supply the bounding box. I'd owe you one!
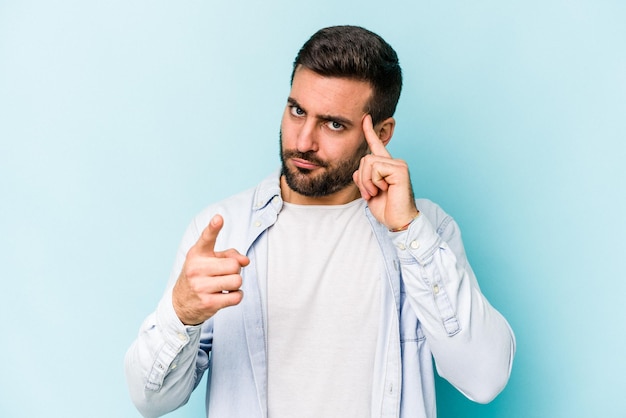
[362,114,391,158]
[193,214,223,255]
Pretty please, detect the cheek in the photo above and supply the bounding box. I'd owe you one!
[343,136,369,159]
[280,119,296,148]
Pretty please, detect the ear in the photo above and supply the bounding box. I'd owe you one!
[374,117,396,146]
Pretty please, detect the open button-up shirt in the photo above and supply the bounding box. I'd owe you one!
[125,171,515,418]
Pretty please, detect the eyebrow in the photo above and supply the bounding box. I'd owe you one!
[287,97,355,128]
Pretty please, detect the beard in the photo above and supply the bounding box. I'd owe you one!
[279,132,369,197]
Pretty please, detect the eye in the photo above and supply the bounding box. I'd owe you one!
[326,120,345,132]
[289,105,305,117]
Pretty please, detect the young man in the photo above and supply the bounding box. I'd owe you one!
[126,25,515,418]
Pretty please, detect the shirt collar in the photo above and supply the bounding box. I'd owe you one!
[252,169,283,212]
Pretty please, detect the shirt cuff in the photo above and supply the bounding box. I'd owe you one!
[389,213,442,265]
[156,289,202,348]
[145,290,202,391]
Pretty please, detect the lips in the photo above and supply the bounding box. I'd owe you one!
[291,158,322,170]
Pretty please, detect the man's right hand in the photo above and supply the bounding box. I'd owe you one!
[172,214,250,325]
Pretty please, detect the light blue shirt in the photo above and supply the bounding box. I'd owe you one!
[125,171,515,418]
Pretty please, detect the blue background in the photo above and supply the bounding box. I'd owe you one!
[1,1,624,417]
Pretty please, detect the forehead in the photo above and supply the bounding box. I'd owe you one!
[289,67,373,117]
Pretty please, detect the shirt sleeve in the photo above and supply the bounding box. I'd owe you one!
[124,289,211,417]
[391,211,516,404]
[125,218,212,418]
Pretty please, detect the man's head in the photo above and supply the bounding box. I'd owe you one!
[280,26,401,203]
[291,25,402,126]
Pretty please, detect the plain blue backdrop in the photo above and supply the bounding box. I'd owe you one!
[1,1,624,417]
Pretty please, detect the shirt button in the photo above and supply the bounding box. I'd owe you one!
[433,284,440,294]
[177,333,187,341]
[254,220,262,227]
[397,243,406,250]
[410,240,420,249]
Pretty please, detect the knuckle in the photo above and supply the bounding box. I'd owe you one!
[199,294,218,311]
[221,257,240,272]
[188,278,204,295]
[184,262,202,278]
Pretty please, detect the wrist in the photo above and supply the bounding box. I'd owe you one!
[389,211,420,232]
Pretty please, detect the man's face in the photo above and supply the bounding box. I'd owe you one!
[280,66,373,199]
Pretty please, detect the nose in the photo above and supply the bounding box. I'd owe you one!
[296,120,318,153]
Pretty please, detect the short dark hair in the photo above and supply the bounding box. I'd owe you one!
[291,25,402,125]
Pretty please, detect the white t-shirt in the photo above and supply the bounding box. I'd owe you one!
[267,199,381,417]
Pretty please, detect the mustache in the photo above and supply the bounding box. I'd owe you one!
[282,150,329,168]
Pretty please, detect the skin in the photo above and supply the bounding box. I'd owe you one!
[279,67,378,204]
[172,66,419,325]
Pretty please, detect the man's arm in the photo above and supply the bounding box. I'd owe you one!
[125,215,248,417]
[124,291,210,418]
[390,210,515,403]
[354,114,515,403]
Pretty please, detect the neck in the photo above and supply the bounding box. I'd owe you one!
[280,175,361,205]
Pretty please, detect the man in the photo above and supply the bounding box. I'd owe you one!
[125,25,515,418]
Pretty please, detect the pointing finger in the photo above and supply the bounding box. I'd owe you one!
[193,214,223,255]
[363,114,391,158]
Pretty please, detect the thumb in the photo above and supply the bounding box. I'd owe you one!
[193,214,224,255]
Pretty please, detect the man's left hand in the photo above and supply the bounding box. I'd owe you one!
[353,114,419,231]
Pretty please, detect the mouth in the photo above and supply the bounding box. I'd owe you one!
[291,157,323,170]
